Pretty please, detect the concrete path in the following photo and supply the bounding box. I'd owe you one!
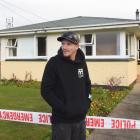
[88,78,140,140]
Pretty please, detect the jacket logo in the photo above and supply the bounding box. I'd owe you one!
[78,68,84,78]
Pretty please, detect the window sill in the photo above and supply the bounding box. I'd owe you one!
[85,57,135,61]
[85,56,135,61]
[5,56,48,61]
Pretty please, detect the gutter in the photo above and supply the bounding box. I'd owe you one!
[46,24,139,33]
[45,20,140,31]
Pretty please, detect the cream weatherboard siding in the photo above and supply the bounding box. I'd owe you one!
[1,61,47,81]
[87,60,137,87]
[137,65,140,74]
[0,59,137,86]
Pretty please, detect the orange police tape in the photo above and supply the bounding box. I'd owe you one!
[0,109,140,129]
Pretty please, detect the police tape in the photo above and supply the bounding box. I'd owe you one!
[0,109,140,129]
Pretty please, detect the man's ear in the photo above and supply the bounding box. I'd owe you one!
[76,44,79,50]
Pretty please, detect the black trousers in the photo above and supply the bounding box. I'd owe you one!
[51,119,86,140]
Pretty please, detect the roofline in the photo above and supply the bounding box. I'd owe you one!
[0,21,140,36]
[46,23,140,33]
[45,20,140,30]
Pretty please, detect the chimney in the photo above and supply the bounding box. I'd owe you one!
[136,9,139,20]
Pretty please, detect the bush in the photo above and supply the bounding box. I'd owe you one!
[0,78,40,89]
[87,87,129,116]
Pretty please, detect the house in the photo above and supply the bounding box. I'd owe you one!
[0,14,140,87]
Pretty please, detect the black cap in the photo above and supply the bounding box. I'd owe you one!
[57,31,80,44]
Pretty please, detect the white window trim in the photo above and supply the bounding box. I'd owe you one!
[5,31,134,60]
[6,38,18,47]
[5,38,18,57]
[125,32,136,58]
[129,34,135,58]
[125,33,131,57]
[34,35,37,57]
[93,34,96,56]
[5,36,48,59]
[81,31,128,59]
[79,33,95,56]
[85,55,130,60]
[6,56,48,60]
[5,46,17,48]
[95,31,123,58]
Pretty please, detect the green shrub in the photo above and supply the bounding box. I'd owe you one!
[0,78,40,89]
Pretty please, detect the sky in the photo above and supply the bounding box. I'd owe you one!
[0,0,140,29]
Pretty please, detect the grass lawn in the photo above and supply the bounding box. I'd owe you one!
[0,83,132,140]
[0,85,52,140]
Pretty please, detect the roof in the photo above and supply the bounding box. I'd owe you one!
[0,16,138,33]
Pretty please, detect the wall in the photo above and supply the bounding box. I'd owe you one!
[1,61,47,81]
[0,35,35,59]
[137,64,140,75]
[127,59,137,85]
[47,33,62,59]
[0,30,138,86]
[87,60,136,86]
[1,60,137,86]
[17,36,34,57]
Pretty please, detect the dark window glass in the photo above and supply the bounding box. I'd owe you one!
[38,37,46,56]
[86,46,92,56]
[96,32,119,55]
[85,34,92,43]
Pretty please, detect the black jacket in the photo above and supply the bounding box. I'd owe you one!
[41,47,92,124]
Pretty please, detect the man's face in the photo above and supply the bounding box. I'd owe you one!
[61,40,78,58]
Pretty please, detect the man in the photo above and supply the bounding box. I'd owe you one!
[41,31,92,140]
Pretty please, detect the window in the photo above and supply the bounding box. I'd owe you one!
[126,34,129,55]
[96,32,120,55]
[80,34,94,56]
[126,33,135,57]
[7,38,18,56]
[37,37,46,56]
[7,39,17,47]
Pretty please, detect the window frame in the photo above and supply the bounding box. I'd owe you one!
[5,36,48,60]
[95,31,121,56]
[79,33,95,57]
[6,38,18,57]
[125,33,135,58]
[37,36,47,56]
[79,32,124,59]
[35,35,47,57]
